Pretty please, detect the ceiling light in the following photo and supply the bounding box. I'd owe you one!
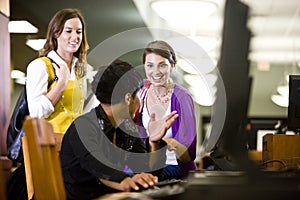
[250,51,300,63]
[190,36,219,52]
[8,20,38,33]
[151,0,219,25]
[26,39,46,51]
[271,94,288,108]
[189,86,216,106]
[184,74,217,88]
[277,85,289,98]
[15,77,26,85]
[184,73,217,106]
[177,59,199,74]
[11,70,25,79]
[178,58,217,74]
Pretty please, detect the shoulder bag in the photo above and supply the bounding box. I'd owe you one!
[7,57,58,163]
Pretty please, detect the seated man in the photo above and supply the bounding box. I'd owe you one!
[59,59,178,200]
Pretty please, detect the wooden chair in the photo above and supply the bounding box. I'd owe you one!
[22,136,34,200]
[0,156,6,200]
[22,117,66,200]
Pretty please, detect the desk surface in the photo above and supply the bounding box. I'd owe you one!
[94,170,300,200]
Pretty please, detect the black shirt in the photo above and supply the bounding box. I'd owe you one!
[60,105,166,200]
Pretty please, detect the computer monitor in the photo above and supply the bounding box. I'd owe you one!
[207,0,251,171]
[287,75,300,134]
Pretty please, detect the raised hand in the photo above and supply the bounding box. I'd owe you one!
[148,110,178,142]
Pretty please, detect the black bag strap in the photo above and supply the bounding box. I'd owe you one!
[40,56,59,88]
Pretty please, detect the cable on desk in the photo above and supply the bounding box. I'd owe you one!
[261,159,287,170]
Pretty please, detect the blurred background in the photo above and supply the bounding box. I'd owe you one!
[8,0,300,152]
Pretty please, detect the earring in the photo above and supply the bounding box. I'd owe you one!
[126,94,131,102]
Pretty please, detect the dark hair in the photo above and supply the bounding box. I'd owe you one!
[93,60,143,105]
[142,40,177,65]
[39,8,89,78]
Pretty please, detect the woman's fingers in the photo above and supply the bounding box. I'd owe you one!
[164,111,178,129]
[148,111,178,142]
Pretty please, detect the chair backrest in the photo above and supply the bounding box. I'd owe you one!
[23,117,66,200]
[0,158,6,200]
[22,136,34,200]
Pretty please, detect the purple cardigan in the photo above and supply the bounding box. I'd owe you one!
[136,81,197,177]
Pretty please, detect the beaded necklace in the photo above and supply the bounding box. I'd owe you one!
[150,82,174,104]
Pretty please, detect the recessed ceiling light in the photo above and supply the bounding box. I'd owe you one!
[190,36,219,52]
[8,20,38,33]
[188,85,216,106]
[271,94,288,107]
[11,70,25,79]
[177,59,199,74]
[277,85,289,98]
[15,77,26,85]
[26,39,46,51]
[151,0,219,25]
[184,74,217,88]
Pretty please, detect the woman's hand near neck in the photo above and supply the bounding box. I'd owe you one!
[56,50,73,70]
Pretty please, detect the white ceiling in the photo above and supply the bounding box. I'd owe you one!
[134,0,300,63]
[133,0,300,117]
[244,0,300,63]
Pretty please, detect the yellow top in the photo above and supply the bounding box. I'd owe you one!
[40,57,84,134]
[47,78,84,134]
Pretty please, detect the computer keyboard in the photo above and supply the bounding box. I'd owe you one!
[141,179,186,199]
[155,179,185,187]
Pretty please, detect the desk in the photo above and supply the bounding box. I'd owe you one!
[248,150,262,162]
[93,170,300,200]
[182,170,300,200]
[262,134,300,169]
[95,192,151,200]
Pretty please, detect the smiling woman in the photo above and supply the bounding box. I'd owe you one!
[28,8,89,135]
[6,8,90,200]
[134,40,198,180]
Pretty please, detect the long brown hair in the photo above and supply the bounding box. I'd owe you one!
[39,8,89,78]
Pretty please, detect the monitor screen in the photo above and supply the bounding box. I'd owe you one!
[287,75,300,133]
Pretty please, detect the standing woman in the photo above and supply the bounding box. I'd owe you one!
[26,8,89,147]
[6,8,89,200]
[135,40,197,180]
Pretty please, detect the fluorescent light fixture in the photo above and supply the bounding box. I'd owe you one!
[189,85,216,106]
[179,57,217,74]
[184,74,217,88]
[151,0,219,25]
[250,51,300,63]
[9,20,38,33]
[250,36,300,51]
[190,36,219,52]
[271,94,288,107]
[184,74,217,106]
[15,77,26,85]
[11,70,25,79]
[177,59,199,74]
[26,39,46,51]
[277,85,289,98]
